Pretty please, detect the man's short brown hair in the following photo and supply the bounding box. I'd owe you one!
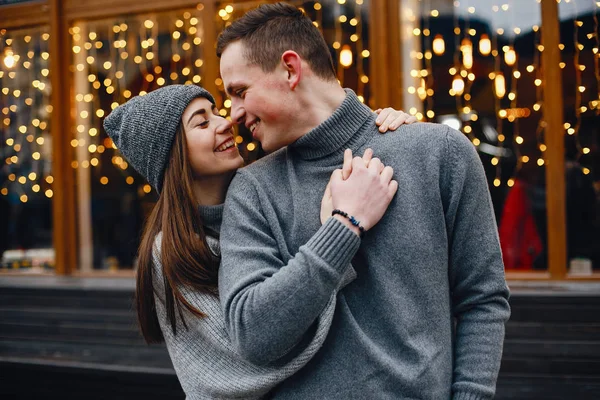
[216,2,337,81]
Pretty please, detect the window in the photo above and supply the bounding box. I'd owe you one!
[0,26,54,272]
[71,7,206,271]
[558,0,600,275]
[401,0,548,271]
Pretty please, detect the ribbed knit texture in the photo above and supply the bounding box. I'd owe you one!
[453,392,487,400]
[220,89,510,399]
[152,204,356,399]
[198,203,225,233]
[103,84,215,192]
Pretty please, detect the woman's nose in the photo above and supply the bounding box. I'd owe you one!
[216,118,234,135]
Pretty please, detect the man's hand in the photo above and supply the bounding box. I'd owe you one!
[322,149,397,234]
[321,149,374,224]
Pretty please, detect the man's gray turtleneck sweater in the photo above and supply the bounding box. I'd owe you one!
[219,89,510,400]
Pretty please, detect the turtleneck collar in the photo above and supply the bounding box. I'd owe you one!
[288,89,374,160]
[198,203,224,234]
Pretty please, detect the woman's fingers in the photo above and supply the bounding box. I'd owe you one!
[342,149,353,180]
[376,108,418,132]
[362,148,373,167]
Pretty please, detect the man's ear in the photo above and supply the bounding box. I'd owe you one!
[281,50,302,90]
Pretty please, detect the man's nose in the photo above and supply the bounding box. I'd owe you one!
[230,99,246,125]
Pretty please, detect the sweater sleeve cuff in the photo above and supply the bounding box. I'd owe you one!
[305,217,361,274]
[453,391,489,400]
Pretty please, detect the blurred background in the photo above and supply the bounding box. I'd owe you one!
[1,0,599,399]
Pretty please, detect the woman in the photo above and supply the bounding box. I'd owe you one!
[103,84,414,399]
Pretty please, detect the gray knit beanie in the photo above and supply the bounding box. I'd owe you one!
[103,84,216,193]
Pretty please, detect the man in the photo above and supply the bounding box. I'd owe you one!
[217,3,510,399]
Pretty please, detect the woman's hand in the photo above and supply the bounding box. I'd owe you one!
[375,108,417,133]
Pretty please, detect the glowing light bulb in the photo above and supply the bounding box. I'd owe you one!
[339,45,353,68]
[433,35,445,55]
[452,76,465,96]
[461,39,473,69]
[3,47,15,69]
[494,73,506,99]
[504,47,516,66]
[479,34,491,56]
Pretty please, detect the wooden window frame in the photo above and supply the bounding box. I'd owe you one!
[1,0,597,280]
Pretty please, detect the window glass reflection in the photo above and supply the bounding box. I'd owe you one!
[1,26,54,272]
[559,1,600,275]
[73,8,205,271]
[402,0,547,270]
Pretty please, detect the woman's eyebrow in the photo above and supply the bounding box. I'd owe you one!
[186,108,207,126]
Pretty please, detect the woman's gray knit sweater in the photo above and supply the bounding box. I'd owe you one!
[151,204,355,399]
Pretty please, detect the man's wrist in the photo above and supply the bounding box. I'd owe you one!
[332,214,362,237]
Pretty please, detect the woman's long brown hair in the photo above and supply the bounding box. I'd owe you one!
[136,124,220,344]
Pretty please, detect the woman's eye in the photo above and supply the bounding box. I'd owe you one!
[198,120,209,128]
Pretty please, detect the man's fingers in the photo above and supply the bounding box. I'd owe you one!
[388,180,399,197]
[351,156,367,172]
[331,168,344,182]
[380,165,394,184]
[368,157,382,174]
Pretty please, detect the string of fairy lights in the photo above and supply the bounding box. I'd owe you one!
[595,1,600,113]
[2,1,372,203]
[1,27,53,204]
[68,6,206,196]
[2,0,598,204]
[565,0,594,175]
[404,0,599,190]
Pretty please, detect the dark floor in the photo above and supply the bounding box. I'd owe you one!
[1,276,599,399]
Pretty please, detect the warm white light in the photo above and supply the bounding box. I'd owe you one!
[440,116,461,131]
[479,34,491,55]
[494,73,506,98]
[339,45,353,68]
[504,47,517,66]
[433,35,445,55]
[452,76,465,95]
[461,39,473,69]
[3,47,15,69]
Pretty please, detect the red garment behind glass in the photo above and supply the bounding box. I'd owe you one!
[499,179,543,270]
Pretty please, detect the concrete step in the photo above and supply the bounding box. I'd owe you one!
[0,358,183,400]
[505,321,600,341]
[0,339,172,369]
[496,374,600,400]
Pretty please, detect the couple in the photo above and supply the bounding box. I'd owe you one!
[104,3,510,399]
